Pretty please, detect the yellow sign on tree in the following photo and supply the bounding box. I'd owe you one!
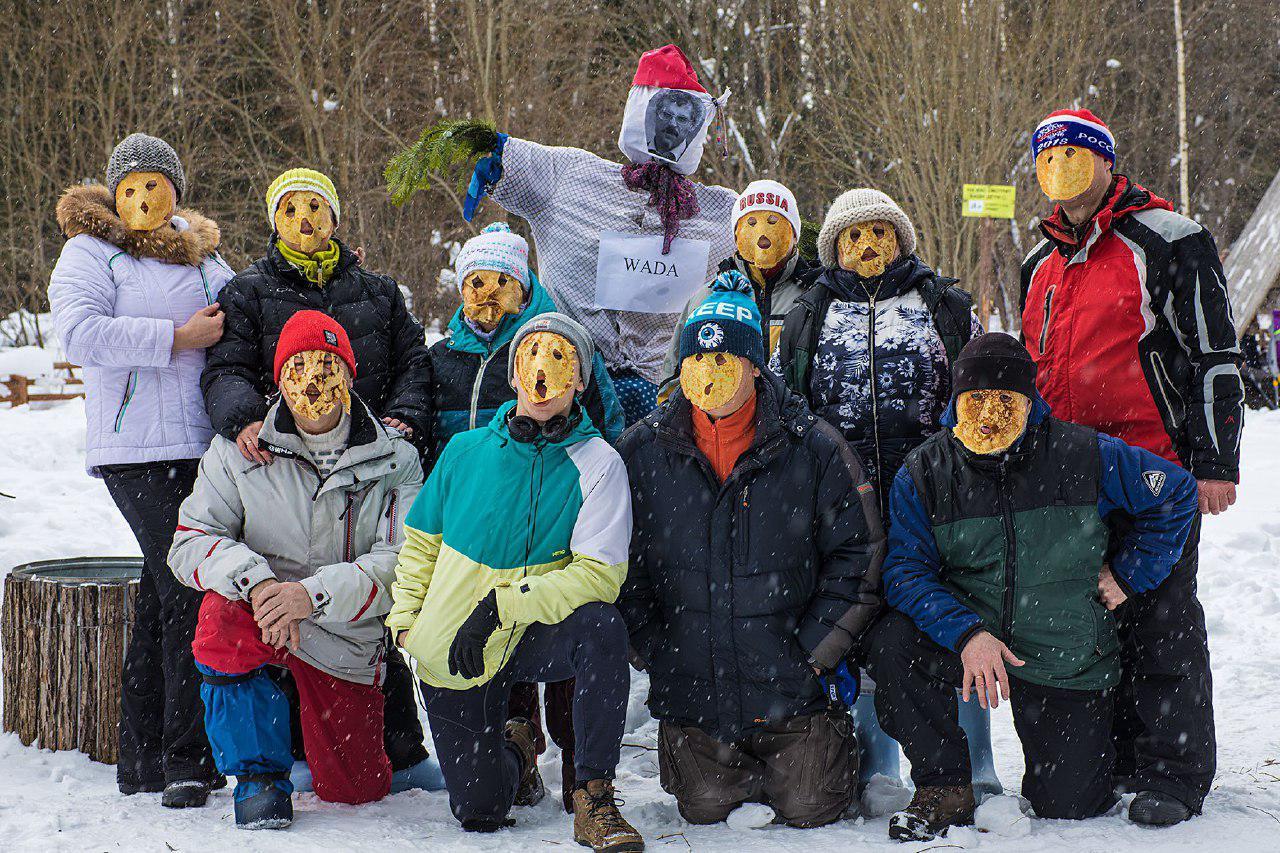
[962,184,1017,219]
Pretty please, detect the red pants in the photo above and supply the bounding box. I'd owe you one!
[192,593,391,804]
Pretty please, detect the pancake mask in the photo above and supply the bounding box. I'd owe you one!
[280,350,351,422]
[735,212,795,272]
[1036,145,1097,202]
[838,219,898,278]
[462,270,524,331]
[680,351,744,412]
[274,190,335,255]
[514,332,579,403]
[115,172,175,232]
[953,389,1031,455]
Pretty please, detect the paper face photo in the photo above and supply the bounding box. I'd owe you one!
[618,86,716,175]
[646,89,705,163]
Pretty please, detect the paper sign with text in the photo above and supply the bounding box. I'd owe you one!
[593,231,712,314]
[962,184,1017,219]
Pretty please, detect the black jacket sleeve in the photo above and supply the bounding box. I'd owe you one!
[615,425,662,667]
[380,277,434,449]
[796,419,886,670]
[201,277,270,439]
[1165,228,1244,482]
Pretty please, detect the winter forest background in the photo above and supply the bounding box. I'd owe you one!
[2,0,1279,338]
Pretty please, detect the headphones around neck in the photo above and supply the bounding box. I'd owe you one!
[507,405,581,444]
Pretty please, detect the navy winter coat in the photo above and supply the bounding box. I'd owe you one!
[618,371,885,741]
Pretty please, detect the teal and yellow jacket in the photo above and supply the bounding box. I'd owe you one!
[388,401,631,689]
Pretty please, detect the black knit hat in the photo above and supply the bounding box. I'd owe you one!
[952,332,1037,398]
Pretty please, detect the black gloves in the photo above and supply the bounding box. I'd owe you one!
[448,590,501,679]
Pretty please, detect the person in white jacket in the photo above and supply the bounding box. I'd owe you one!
[168,311,423,830]
[48,132,232,808]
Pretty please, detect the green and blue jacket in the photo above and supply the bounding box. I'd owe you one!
[388,401,631,689]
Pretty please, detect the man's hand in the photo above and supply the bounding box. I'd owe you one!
[448,591,500,679]
[236,421,273,465]
[1198,479,1236,515]
[173,303,224,352]
[1098,563,1128,611]
[253,581,312,651]
[396,630,408,649]
[382,417,413,437]
[959,630,1025,710]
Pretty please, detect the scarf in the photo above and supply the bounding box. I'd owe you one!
[276,239,341,286]
[620,162,701,254]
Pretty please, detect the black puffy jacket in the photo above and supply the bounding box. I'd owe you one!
[202,239,433,448]
[617,371,885,741]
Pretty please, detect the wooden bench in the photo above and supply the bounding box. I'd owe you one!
[1,362,85,406]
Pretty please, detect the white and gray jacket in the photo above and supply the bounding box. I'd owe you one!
[169,396,423,684]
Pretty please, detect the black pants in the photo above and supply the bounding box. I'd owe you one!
[1111,515,1214,810]
[101,461,213,787]
[864,610,1116,820]
[383,641,429,771]
[420,602,630,829]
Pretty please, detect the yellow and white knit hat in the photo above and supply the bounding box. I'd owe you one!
[265,168,340,226]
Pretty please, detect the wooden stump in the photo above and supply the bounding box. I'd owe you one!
[2,558,141,764]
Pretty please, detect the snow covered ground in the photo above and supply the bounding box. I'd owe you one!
[1,398,1278,852]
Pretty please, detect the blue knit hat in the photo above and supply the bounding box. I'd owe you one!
[678,271,765,368]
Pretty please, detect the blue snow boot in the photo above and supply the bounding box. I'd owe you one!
[957,696,1002,799]
[234,773,293,830]
[853,691,901,783]
[390,757,448,793]
[288,760,314,793]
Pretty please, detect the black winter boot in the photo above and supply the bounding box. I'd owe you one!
[161,779,211,808]
[1129,791,1193,826]
[234,773,293,830]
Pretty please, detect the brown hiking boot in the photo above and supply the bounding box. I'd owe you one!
[572,779,644,852]
[505,718,546,807]
[888,784,975,842]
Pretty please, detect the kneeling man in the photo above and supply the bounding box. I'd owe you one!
[619,271,885,828]
[388,313,643,852]
[864,333,1198,842]
[170,310,424,829]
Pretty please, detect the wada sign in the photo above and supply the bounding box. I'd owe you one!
[962,184,1017,219]
[593,231,712,314]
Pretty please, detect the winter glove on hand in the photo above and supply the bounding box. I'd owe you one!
[448,590,501,679]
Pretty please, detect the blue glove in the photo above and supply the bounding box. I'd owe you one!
[463,132,508,222]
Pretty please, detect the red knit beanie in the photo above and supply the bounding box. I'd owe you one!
[273,310,357,383]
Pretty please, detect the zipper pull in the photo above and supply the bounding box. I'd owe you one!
[741,485,749,508]
[338,492,355,520]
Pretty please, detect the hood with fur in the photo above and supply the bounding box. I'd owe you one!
[56,183,220,266]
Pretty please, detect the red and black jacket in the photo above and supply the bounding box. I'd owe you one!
[1020,176,1243,482]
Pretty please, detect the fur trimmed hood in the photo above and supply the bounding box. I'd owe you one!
[56,183,221,266]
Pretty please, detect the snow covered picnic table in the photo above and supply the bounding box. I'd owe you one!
[1,398,1279,852]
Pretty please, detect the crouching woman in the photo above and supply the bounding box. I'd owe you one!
[168,311,424,830]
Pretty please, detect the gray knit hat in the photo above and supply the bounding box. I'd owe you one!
[106,133,187,201]
[508,312,595,392]
[816,188,917,269]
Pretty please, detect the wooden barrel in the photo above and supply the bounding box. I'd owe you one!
[2,558,141,764]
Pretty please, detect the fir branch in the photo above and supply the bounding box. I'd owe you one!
[384,119,500,206]
[798,217,821,262]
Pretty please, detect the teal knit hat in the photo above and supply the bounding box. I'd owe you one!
[678,271,766,368]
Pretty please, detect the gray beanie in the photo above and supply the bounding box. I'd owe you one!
[106,133,187,201]
[508,312,595,392]
[816,188,917,269]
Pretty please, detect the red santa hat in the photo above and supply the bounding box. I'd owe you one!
[632,44,708,93]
